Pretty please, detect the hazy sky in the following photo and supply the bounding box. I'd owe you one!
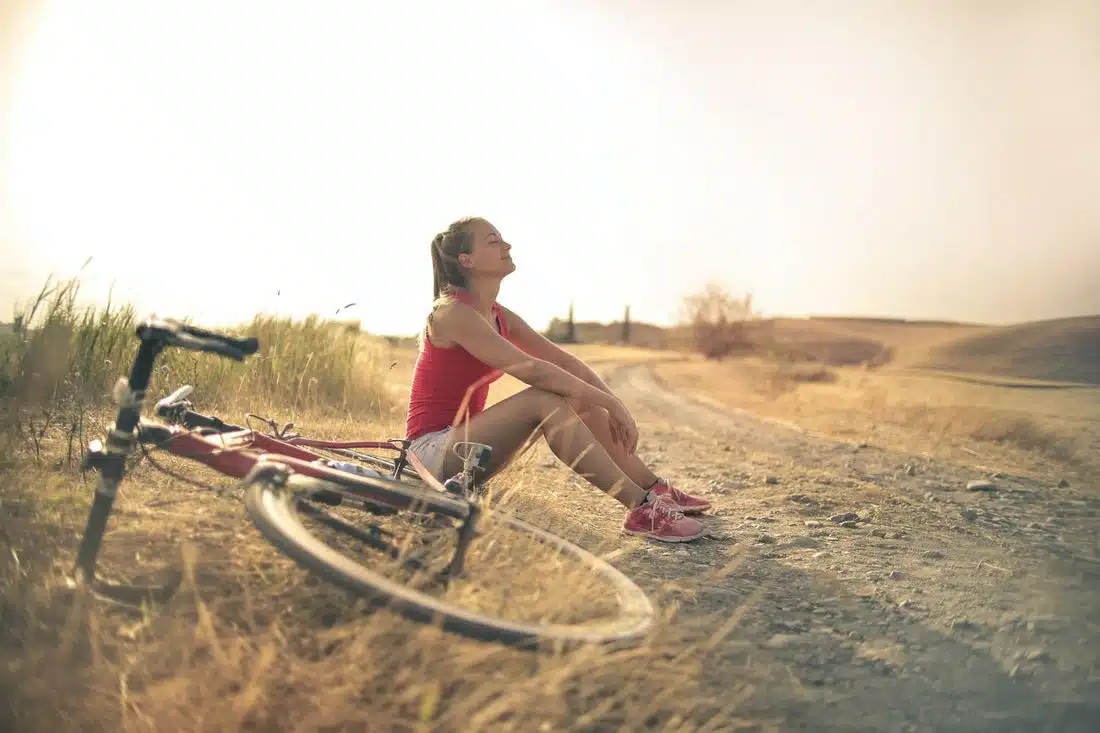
[2,0,1099,335]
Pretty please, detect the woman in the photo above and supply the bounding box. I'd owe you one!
[405,216,710,543]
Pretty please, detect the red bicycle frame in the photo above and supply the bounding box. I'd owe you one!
[151,425,461,516]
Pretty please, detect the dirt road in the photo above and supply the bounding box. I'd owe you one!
[543,362,1100,732]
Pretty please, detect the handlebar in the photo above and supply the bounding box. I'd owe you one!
[136,318,259,361]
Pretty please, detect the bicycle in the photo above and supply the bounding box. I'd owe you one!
[70,317,656,648]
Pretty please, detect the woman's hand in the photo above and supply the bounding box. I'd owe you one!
[607,399,639,454]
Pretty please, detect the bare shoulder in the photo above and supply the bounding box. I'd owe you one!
[497,303,530,331]
[428,298,485,347]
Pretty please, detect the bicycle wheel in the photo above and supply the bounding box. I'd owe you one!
[243,463,656,648]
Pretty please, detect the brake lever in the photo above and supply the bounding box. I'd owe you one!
[155,385,194,419]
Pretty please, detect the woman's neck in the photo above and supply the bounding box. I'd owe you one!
[460,278,500,315]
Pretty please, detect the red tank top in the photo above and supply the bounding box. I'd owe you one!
[405,291,512,441]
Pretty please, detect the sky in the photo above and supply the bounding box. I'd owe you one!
[2,0,1099,336]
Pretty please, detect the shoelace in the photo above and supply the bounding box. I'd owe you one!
[654,476,687,500]
[646,493,687,523]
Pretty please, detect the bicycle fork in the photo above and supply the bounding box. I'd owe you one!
[72,338,161,584]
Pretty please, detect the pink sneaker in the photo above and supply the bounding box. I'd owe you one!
[648,478,712,514]
[622,495,707,543]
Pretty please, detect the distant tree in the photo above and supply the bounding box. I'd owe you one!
[565,301,576,344]
[680,283,756,360]
[621,305,631,344]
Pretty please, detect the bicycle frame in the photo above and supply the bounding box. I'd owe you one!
[70,318,475,607]
[144,426,461,509]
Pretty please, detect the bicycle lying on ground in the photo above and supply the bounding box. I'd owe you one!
[70,318,655,648]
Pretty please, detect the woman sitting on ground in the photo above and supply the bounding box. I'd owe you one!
[404,216,710,543]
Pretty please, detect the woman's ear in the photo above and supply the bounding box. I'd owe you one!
[458,252,473,268]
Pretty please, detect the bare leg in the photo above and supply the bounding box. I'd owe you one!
[567,400,660,489]
[437,388,648,508]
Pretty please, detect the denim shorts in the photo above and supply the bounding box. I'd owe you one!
[408,426,453,480]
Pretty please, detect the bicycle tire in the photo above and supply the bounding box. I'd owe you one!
[243,466,656,648]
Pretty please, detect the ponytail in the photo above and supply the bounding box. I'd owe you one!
[430,233,447,301]
[427,217,479,307]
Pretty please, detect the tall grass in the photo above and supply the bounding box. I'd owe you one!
[1,276,394,465]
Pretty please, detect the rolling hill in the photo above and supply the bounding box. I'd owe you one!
[907,315,1100,385]
[545,314,1100,385]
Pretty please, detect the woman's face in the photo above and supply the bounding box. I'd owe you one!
[462,219,515,280]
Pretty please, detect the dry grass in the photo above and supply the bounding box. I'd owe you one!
[5,283,1095,732]
[552,312,1100,385]
[1,277,395,470]
[907,315,1100,385]
[0,408,765,733]
[655,355,1099,473]
[0,290,767,732]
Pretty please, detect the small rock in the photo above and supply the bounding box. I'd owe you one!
[961,508,979,521]
[840,520,860,529]
[780,536,823,550]
[888,569,903,580]
[675,548,690,557]
[905,464,917,476]
[788,493,813,504]
[830,512,860,523]
[765,475,779,485]
[1057,478,1069,488]
[812,551,830,559]
[951,617,978,631]
[755,534,777,544]
[967,480,997,492]
[722,445,732,452]
[1024,649,1050,662]
[888,531,908,540]
[898,599,913,609]
[764,633,799,649]
[870,528,888,538]
[921,550,945,560]
[804,520,824,529]
[1026,616,1062,633]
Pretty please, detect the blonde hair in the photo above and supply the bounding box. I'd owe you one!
[421,216,484,347]
[430,217,483,308]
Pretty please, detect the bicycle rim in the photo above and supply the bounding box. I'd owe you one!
[243,469,656,649]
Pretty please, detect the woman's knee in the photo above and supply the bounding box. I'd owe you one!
[523,388,572,420]
[565,397,596,419]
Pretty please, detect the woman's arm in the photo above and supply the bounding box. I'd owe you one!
[433,302,620,412]
[498,306,616,396]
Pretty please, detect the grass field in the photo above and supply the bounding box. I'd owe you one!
[653,355,1099,475]
[2,280,1098,731]
[0,284,737,732]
